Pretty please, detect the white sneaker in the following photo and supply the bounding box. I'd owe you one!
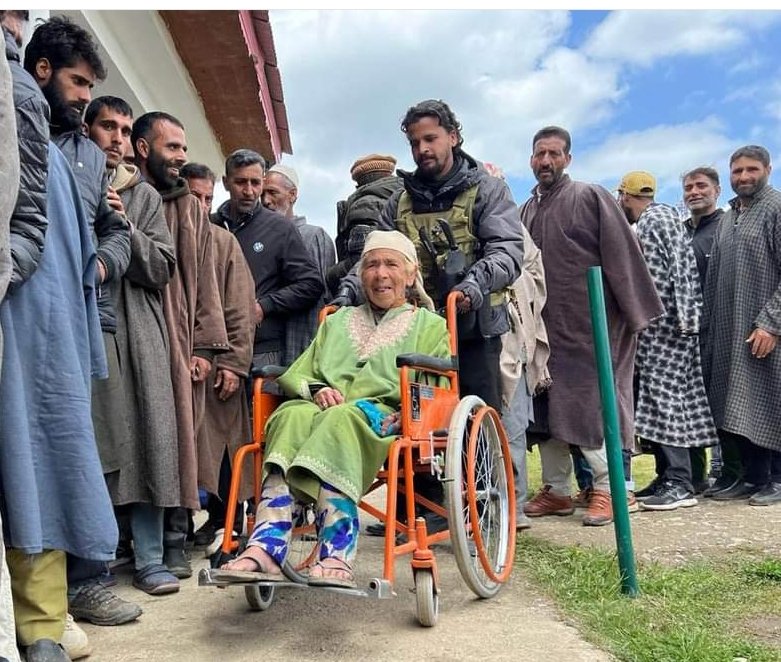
[61,613,92,660]
[205,528,229,558]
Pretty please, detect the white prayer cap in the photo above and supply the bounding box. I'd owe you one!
[360,230,435,310]
[268,163,299,189]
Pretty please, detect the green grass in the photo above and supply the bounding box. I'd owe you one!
[516,537,781,662]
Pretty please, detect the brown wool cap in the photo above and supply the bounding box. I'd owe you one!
[350,153,397,183]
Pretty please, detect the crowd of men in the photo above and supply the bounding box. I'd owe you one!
[1,12,780,662]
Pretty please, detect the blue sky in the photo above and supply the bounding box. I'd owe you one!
[248,10,781,234]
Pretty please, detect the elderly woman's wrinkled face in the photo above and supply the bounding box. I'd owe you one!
[361,248,416,310]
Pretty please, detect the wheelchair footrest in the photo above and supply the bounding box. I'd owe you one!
[198,568,395,599]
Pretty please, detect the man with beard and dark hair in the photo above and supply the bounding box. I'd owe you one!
[23,15,139,634]
[85,96,182,597]
[701,145,781,506]
[181,161,255,553]
[339,99,523,408]
[132,111,229,578]
[519,126,663,527]
[333,99,523,534]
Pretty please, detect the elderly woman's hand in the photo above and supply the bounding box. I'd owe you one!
[314,387,345,410]
[380,411,401,435]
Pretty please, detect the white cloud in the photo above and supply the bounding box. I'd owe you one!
[570,117,735,204]
[265,9,781,236]
[476,48,623,175]
[271,9,629,235]
[584,11,781,66]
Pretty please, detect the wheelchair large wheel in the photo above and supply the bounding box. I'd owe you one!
[245,585,275,611]
[414,569,439,627]
[282,503,319,583]
[445,395,515,599]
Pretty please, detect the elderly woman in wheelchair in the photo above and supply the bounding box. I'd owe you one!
[215,230,449,589]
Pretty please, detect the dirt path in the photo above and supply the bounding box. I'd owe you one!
[80,505,612,662]
[524,498,781,566]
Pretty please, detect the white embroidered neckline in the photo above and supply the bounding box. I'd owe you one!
[347,305,416,360]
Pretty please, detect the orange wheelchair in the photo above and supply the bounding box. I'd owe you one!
[198,292,516,626]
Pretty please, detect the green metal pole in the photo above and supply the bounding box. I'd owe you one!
[587,266,639,597]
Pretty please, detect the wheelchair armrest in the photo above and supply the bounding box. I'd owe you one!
[395,353,458,373]
[251,364,287,379]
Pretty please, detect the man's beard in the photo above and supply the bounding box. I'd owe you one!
[41,77,84,133]
[147,149,178,190]
[734,175,769,199]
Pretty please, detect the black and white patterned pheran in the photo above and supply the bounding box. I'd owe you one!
[701,186,781,452]
[635,203,718,448]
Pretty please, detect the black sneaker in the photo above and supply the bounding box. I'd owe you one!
[163,544,193,579]
[639,482,698,511]
[712,481,762,501]
[68,582,143,625]
[702,476,740,498]
[635,477,662,501]
[748,482,781,506]
[193,519,219,547]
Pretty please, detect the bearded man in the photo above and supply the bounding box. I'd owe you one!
[86,95,182,596]
[132,111,229,578]
[520,126,662,527]
[701,145,781,506]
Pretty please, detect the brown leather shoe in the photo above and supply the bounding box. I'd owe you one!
[523,485,575,517]
[582,489,613,526]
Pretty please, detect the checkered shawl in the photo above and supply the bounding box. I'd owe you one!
[634,203,718,448]
[701,185,781,451]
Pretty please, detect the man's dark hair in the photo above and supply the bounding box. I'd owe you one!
[23,15,106,81]
[181,162,216,184]
[532,126,572,154]
[682,166,719,187]
[401,99,464,150]
[84,95,133,127]
[729,145,771,168]
[131,111,184,154]
[224,148,266,177]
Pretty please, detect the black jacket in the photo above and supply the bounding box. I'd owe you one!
[338,152,524,338]
[335,174,403,259]
[4,28,49,293]
[53,130,131,333]
[684,208,723,292]
[214,201,324,353]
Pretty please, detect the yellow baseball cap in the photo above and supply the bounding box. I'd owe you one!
[616,171,656,197]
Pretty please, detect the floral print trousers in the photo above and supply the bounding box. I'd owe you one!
[247,469,359,568]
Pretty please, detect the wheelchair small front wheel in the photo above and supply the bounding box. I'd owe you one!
[245,584,275,611]
[414,569,439,627]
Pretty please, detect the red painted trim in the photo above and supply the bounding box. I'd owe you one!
[238,10,281,162]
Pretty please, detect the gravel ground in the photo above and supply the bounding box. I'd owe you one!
[78,500,613,662]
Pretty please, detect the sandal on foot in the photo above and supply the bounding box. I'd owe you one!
[133,563,180,595]
[212,547,284,583]
[307,558,357,589]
